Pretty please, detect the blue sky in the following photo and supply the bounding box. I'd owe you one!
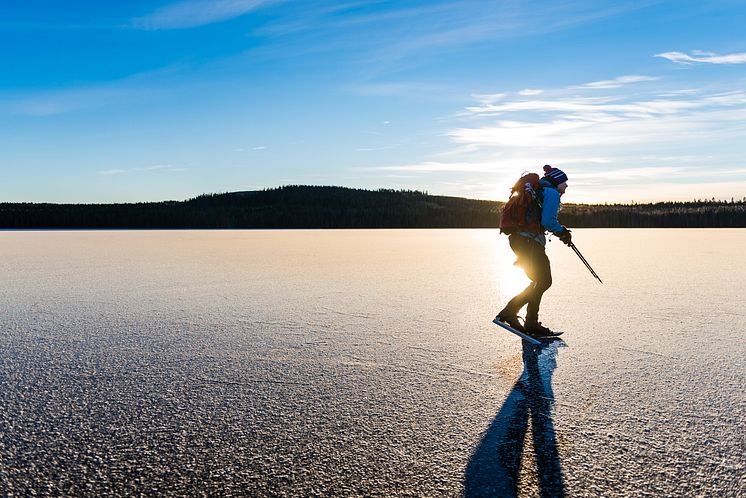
[1,0,745,203]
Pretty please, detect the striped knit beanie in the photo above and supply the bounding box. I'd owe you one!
[542,165,568,186]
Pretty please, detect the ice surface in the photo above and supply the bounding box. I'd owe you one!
[0,229,743,496]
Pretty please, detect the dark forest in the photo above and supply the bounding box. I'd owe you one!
[1,185,744,229]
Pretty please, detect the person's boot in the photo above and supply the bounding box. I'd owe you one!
[524,319,562,338]
[494,307,525,331]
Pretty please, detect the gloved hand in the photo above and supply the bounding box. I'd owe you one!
[558,228,572,246]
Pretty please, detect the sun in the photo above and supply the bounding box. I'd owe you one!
[490,241,530,303]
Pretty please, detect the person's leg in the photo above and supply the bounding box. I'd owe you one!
[523,244,552,329]
[497,235,540,328]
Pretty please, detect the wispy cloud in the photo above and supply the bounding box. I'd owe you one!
[463,90,746,120]
[347,81,455,99]
[655,50,746,65]
[362,73,746,202]
[454,90,746,150]
[244,0,652,76]
[575,75,659,89]
[97,165,186,175]
[360,1,642,69]
[463,96,707,118]
[2,86,131,117]
[131,0,279,30]
[569,166,690,180]
[369,161,501,173]
[0,66,181,117]
[134,164,187,172]
[471,92,508,105]
[569,181,744,203]
[355,145,397,152]
[231,146,265,151]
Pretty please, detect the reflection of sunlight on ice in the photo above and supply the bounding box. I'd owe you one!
[500,262,530,302]
[490,239,530,304]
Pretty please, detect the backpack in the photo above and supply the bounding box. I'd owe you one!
[499,172,543,235]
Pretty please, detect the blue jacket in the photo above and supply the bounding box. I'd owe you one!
[540,180,564,235]
[519,179,564,246]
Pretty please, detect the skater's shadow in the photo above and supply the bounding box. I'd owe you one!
[464,340,566,497]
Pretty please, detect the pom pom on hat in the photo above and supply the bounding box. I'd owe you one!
[542,165,568,186]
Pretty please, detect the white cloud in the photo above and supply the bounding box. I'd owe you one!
[355,145,396,152]
[704,91,746,105]
[464,95,711,118]
[0,66,180,117]
[369,161,500,173]
[132,0,279,30]
[349,81,452,98]
[657,88,701,97]
[471,93,507,105]
[449,120,597,148]
[97,165,186,176]
[576,75,659,89]
[3,87,129,117]
[570,166,690,180]
[136,165,173,171]
[573,181,746,204]
[359,1,649,69]
[519,89,544,96]
[655,50,746,65]
[363,73,746,202]
[247,1,653,76]
[452,99,746,151]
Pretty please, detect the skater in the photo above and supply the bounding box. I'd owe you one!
[495,165,571,337]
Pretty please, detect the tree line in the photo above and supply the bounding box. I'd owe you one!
[0,185,743,229]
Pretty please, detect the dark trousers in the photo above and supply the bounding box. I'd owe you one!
[503,234,552,323]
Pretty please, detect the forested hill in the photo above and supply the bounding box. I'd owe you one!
[0,185,744,229]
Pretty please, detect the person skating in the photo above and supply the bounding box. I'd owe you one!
[495,165,572,338]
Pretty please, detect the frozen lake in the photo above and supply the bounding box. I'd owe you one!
[0,229,744,496]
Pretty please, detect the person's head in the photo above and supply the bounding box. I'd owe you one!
[542,165,568,196]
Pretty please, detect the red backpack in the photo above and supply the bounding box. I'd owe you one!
[499,172,543,234]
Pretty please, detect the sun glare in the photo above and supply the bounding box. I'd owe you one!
[491,241,530,303]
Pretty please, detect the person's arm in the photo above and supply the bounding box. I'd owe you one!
[542,188,572,244]
[541,188,564,234]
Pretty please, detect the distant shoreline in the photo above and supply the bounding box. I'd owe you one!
[1,228,744,233]
[2,186,744,229]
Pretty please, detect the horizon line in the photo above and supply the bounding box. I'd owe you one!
[2,185,745,206]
